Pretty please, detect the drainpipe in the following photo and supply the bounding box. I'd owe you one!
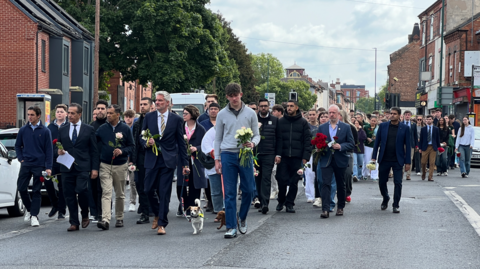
[438,0,445,110]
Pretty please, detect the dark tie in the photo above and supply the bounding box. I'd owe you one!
[72,124,78,145]
[427,126,431,143]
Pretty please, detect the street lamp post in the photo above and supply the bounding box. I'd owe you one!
[373,48,377,111]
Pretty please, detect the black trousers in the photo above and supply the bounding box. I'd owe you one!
[321,157,346,212]
[17,165,43,216]
[62,168,90,226]
[176,167,201,211]
[135,155,150,216]
[255,154,275,207]
[44,166,66,214]
[345,153,353,197]
[277,156,302,207]
[378,161,403,208]
[89,175,103,218]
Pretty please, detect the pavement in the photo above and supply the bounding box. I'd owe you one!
[1,169,480,269]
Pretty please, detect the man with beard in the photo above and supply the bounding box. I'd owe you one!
[198,94,219,123]
[276,100,311,213]
[132,98,153,224]
[89,100,108,222]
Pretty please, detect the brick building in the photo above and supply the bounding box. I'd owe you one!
[0,0,95,125]
[340,83,369,104]
[281,63,322,109]
[107,71,152,113]
[387,23,420,110]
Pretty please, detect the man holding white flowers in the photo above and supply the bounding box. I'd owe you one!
[215,83,260,239]
[95,104,135,230]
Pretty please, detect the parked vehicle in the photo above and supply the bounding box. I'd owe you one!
[470,127,480,167]
[0,141,25,217]
[170,93,207,115]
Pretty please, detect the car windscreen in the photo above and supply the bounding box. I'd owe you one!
[475,127,480,140]
[172,104,204,114]
[0,134,17,150]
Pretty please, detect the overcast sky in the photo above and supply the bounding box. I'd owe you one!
[208,0,435,97]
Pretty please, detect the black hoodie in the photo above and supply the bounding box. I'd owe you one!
[277,111,312,160]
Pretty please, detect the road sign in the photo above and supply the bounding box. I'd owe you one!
[265,93,276,107]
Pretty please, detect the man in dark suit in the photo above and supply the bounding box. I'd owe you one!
[419,115,441,181]
[402,110,418,180]
[449,114,461,169]
[317,105,354,218]
[57,103,99,231]
[372,107,411,213]
[141,91,188,235]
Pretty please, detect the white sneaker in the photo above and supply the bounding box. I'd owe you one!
[31,216,39,227]
[313,198,322,208]
[24,211,31,222]
[307,199,314,203]
[416,172,421,176]
[129,203,136,212]
[437,173,441,176]
[444,172,448,176]
[270,193,276,199]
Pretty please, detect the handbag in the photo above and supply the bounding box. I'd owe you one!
[197,147,215,170]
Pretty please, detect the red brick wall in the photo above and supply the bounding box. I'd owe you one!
[388,40,421,102]
[108,71,122,104]
[0,0,38,124]
[37,32,49,89]
[135,82,152,112]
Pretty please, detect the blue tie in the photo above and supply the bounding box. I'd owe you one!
[72,124,78,145]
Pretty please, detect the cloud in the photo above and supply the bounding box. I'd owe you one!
[209,0,433,95]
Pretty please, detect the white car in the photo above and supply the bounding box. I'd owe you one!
[0,141,25,216]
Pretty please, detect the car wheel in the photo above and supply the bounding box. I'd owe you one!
[7,191,25,217]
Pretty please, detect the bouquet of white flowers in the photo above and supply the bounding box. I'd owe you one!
[366,161,376,171]
[235,127,254,167]
[141,129,161,156]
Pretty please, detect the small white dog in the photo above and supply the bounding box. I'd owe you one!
[189,199,204,235]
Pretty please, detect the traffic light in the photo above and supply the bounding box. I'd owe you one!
[289,91,298,102]
[385,93,391,109]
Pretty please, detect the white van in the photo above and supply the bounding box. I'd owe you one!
[170,93,207,115]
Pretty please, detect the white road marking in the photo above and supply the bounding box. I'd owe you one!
[444,190,480,237]
[444,187,456,190]
[0,217,66,241]
[458,185,480,187]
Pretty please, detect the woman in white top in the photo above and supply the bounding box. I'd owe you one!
[201,127,224,215]
[455,116,476,178]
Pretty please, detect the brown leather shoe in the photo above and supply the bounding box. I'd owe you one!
[157,226,166,235]
[320,211,329,218]
[67,225,79,232]
[152,217,159,229]
[406,176,411,180]
[336,208,344,216]
[81,218,90,228]
[428,179,434,181]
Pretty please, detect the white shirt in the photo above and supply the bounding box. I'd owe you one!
[157,110,169,136]
[69,120,82,140]
[201,128,217,176]
[455,125,476,148]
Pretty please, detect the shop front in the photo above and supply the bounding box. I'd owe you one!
[453,88,471,120]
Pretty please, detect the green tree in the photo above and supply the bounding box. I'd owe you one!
[250,53,284,87]
[355,97,374,113]
[376,79,388,110]
[256,79,316,111]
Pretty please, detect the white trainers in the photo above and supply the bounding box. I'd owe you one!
[307,199,314,203]
[31,216,39,227]
[129,203,136,212]
[416,172,421,176]
[24,211,31,222]
[444,172,448,176]
[313,198,322,208]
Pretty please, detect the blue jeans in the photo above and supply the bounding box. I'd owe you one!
[458,145,472,175]
[353,153,364,178]
[435,149,448,173]
[221,152,255,229]
[207,174,224,213]
[316,163,336,210]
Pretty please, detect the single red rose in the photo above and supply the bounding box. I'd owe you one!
[333,136,339,141]
[438,147,445,153]
[112,156,115,160]
[210,150,215,159]
[457,152,461,157]
[40,176,45,183]
[415,146,418,149]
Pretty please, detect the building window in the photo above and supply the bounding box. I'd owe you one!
[357,92,360,97]
[454,51,458,82]
[422,22,426,45]
[63,45,69,76]
[430,15,434,41]
[84,47,89,75]
[41,40,46,73]
[346,91,350,97]
[289,71,301,78]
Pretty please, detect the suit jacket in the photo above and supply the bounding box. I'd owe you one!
[141,111,188,169]
[57,123,99,173]
[317,121,355,168]
[176,122,207,189]
[372,122,411,166]
[419,125,441,151]
[403,121,418,148]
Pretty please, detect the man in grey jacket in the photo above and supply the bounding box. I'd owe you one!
[215,83,260,239]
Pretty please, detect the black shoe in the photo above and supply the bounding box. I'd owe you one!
[286,206,295,213]
[97,221,109,230]
[381,198,390,211]
[462,173,466,178]
[320,211,329,218]
[261,205,269,215]
[206,201,213,213]
[176,204,183,217]
[276,203,284,212]
[48,207,58,218]
[393,207,400,213]
[115,220,124,227]
[57,212,65,220]
[136,214,150,224]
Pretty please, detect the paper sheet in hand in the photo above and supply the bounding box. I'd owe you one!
[57,152,75,169]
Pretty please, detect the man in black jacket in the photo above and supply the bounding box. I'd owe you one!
[132,97,153,224]
[57,103,99,231]
[403,110,418,180]
[254,99,282,214]
[275,100,312,213]
[95,104,135,230]
[89,100,108,222]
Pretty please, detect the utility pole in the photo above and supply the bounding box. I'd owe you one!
[438,0,445,110]
[373,48,377,110]
[266,56,270,93]
[93,0,100,106]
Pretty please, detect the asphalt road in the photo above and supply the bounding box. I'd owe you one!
[1,169,480,269]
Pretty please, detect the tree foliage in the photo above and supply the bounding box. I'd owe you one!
[355,97,374,114]
[250,53,284,87]
[256,79,316,111]
[376,79,388,110]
